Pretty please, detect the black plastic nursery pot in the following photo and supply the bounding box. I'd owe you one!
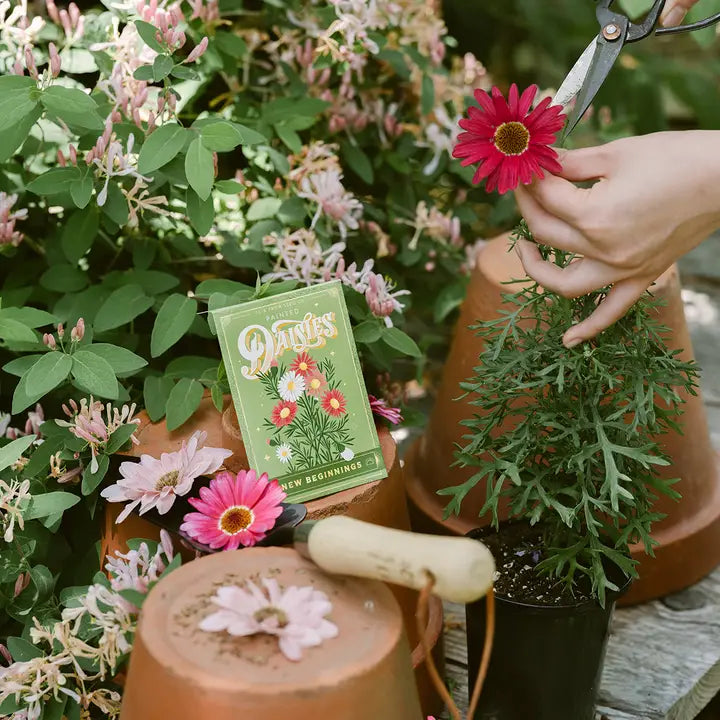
[466,527,632,720]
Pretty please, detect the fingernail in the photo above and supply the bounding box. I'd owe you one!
[564,336,583,349]
[661,7,685,27]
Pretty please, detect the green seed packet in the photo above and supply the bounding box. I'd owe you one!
[212,281,387,502]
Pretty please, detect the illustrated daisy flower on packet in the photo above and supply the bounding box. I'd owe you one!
[321,389,346,417]
[101,431,232,523]
[290,352,317,376]
[452,84,565,194]
[271,400,297,427]
[305,370,328,398]
[199,578,339,661]
[276,444,293,463]
[180,469,286,550]
[278,370,306,402]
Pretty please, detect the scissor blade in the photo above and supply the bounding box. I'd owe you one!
[552,38,598,109]
[562,35,625,140]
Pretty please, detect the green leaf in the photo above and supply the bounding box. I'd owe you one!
[247,197,281,221]
[434,281,467,322]
[0,317,36,344]
[186,188,214,235]
[41,86,102,129]
[215,31,247,57]
[617,0,652,15]
[165,355,217,379]
[40,264,88,293]
[61,209,99,263]
[106,423,139,454]
[72,350,119,399]
[0,435,37,472]
[211,383,224,413]
[7,636,43,661]
[102,182,129,226]
[165,377,204,431]
[94,284,154,332]
[0,307,55,328]
[341,141,374,184]
[215,179,244,194]
[263,97,330,124]
[135,20,164,52]
[185,136,214,200]
[0,75,39,133]
[153,54,174,81]
[133,64,154,81]
[0,103,42,162]
[201,121,242,152]
[3,353,42,377]
[27,352,73,397]
[27,167,81,195]
[421,73,435,116]
[70,174,94,209]
[170,65,199,80]
[81,452,110,495]
[382,327,422,357]
[275,124,302,153]
[24,491,80,521]
[138,123,188,174]
[353,320,383,344]
[233,123,267,145]
[42,696,67,720]
[12,368,45,414]
[85,343,147,375]
[144,375,175,422]
[151,294,197,357]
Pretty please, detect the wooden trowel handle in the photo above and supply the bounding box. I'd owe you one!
[295,516,495,604]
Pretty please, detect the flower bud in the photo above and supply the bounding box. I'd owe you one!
[24,46,38,80]
[46,0,60,23]
[48,42,61,78]
[56,149,66,167]
[186,36,209,64]
[57,323,64,338]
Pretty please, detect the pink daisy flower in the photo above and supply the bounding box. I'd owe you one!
[199,577,339,661]
[290,352,317,377]
[452,84,565,194]
[180,470,286,550]
[271,400,297,427]
[100,431,232,524]
[321,389,346,417]
[368,395,403,425]
[305,370,328,398]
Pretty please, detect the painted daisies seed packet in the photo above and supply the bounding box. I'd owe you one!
[212,281,387,503]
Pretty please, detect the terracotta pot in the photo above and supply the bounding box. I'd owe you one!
[102,399,444,717]
[120,548,423,720]
[405,233,720,605]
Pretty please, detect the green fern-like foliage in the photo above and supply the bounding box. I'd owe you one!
[441,223,699,606]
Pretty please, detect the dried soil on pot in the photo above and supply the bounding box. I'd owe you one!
[481,522,596,606]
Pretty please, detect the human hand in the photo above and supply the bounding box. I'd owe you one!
[661,0,704,27]
[514,131,720,347]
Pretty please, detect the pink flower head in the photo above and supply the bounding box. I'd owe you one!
[199,578,339,661]
[368,395,403,425]
[453,84,565,194]
[101,431,232,523]
[290,352,317,377]
[305,370,327,398]
[180,470,286,550]
[271,400,297,428]
[321,389,346,417]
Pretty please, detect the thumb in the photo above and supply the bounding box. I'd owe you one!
[660,0,697,26]
[555,146,609,182]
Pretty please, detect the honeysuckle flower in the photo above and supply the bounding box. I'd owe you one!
[453,84,565,194]
[402,200,462,251]
[368,395,403,425]
[199,578,338,661]
[0,0,44,53]
[321,389,346,417]
[278,370,306,402]
[0,192,28,247]
[181,470,286,549]
[100,430,232,523]
[0,476,31,542]
[298,169,363,240]
[365,272,410,326]
[276,444,293,463]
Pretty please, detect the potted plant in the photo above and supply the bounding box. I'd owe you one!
[441,223,699,720]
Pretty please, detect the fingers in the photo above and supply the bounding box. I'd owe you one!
[562,278,651,348]
[660,0,697,27]
[515,186,590,254]
[555,146,609,182]
[524,173,591,225]
[516,239,618,297]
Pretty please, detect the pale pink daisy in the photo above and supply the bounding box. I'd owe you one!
[180,470,286,550]
[368,395,403,425]
[199,578,339,661]
[100,431,232,523]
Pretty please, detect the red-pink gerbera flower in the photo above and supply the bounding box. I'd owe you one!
[306,370,328,398]
[271,400,297,427]
[290,352,317,377]
[180,470,286,550]
[368,395,403,425]
[452,84,565,195]
[321,389,346,417]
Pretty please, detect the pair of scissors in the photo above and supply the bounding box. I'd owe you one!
[554,0,720,138]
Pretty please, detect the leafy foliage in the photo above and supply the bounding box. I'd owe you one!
[442,224,699,605]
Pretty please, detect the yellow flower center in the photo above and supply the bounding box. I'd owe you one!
[310,379,321,389]
[287,380,296,391]
[219,505,254,535]
[493,121,530,156]
[254,606,289,627]
[299,362,308,371]
[330,398,340,409]
[280,407,291,419]
[155,470,179,491]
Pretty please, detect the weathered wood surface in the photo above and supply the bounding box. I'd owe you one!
[440,567,720,720]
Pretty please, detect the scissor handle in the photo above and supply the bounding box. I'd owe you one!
[656,10,720,35]
[626,0,666,41]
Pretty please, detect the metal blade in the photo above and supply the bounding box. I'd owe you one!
[562,34,625,140]
[552,37,599,109]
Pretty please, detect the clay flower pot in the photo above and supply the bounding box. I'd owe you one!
[120,548,423,720]
[405,233,720,605]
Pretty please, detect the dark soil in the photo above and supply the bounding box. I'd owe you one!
[479,522,596,606]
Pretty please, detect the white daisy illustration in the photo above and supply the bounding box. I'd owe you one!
[340,447,355,461]
[278,371,306,402]
[276,444,293,463]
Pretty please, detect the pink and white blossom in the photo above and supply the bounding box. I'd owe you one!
[297,169,363,240]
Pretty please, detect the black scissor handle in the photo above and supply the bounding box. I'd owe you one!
[656,10,720,34]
